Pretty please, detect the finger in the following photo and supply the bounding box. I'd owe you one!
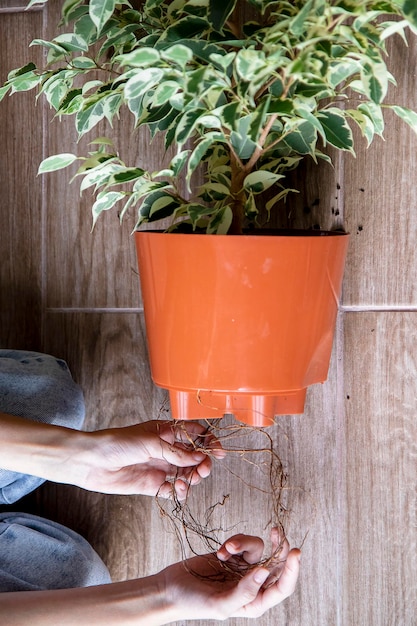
[266,528,289,579]
[161,421,226,459]
[156,438,210,468]
[260,549,301,609]
[231,550,300,618]
[174,478,192,501]
[223,566,270,615]
[217,534,264,564]
[156,478,191,501]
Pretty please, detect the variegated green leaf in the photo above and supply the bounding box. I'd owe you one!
[402,0,417,28]
[54,33,89,52]
[92,191,125,225]
[317,109,354,151]
[360,60,388,104]
[207,206,233,234]
[117,48,161,67]
[346,109,375,146]
[243,171,284,194]
[208,0,236,33]
[26,0,49,7]
[170,150,191,176]
[89,0,116,34]
[71,57,97,69]
[38,153,78,174]
[161,44,193,68]
[0,85,10,102]
[76,100,106,135]
[235,49,267,82]
[186,132,225,185]
[358,102,385,137]
[138,190,180,223]
[30,39,67,55]
[391,105,417,135]
[152,81,180,107]
[125,68,164,101]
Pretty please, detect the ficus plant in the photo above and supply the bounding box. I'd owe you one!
[2,0,417,235]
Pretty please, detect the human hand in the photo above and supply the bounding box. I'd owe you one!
[77,420,224,499]
[159,528,300,621]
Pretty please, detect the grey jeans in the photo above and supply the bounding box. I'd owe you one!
[0,350,111,590]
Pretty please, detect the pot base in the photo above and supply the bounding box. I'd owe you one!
[169,388,307,427]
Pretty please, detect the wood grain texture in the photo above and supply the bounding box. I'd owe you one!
[2,4,417,626]
[343,312,417,626]
[0,10,44,349]
[342,34,417,307]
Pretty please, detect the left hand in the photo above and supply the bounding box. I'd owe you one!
[77,420,224,499]
[158,527,301,621]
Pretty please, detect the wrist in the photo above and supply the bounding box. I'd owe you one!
[0,411,92,487]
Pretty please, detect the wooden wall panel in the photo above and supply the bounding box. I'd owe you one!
[343,312,417,625]
[342,34,417,307]
[2,5,417,626]
[42,2,174,310]
[38,311,343,626]
[0,8,44,348]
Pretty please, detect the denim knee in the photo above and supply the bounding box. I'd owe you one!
[0,513,111,591]
[0,351,86,504]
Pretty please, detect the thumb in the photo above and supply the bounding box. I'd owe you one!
[156,438,207,468]
[222,567,269,615]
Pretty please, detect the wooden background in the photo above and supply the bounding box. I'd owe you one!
[1,2,417,624]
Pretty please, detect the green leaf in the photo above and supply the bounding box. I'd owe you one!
[53,33,89,52]
[26,0,49,7]
[0,85,10,102]
[235,49,267,82]
[186,132,225,185]
[208,0,237,33]
[207,206,233,234]
[289,0,314,35]
[358,102,385,137]
[390,105,417,135]
[361,60,388,104]
[161,16,208,43]
[117,48,161,67]
[76,100,106,135]
[284,121,317,156]
[110,168,145,184]
[265,188,298,214]
[230,116,258,159]
[124,68,164,101]
[402,0,417,29]
[328,60,361,88]
[71,56,97,69]
[175,107,205,145]
[138,190,180,223]
[38,153,78,174]
[89,0,116,34]
[187,203,215,227]
[30,39,67,56]
[170,150,190,176]
[161,44,193,68]
[317,109,354,151]
[243,171,284,194]
[8,70,42,94]
[346,109,375,146]
[152,80,180,107]
[92,191,125,225]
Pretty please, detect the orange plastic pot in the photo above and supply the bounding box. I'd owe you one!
[135,230,349,427]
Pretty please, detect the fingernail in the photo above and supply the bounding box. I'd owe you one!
[193,452,205,461]
[254,568,269,585]
[226,540,240,551]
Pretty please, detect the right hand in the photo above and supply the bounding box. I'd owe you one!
[159,528,300,621]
